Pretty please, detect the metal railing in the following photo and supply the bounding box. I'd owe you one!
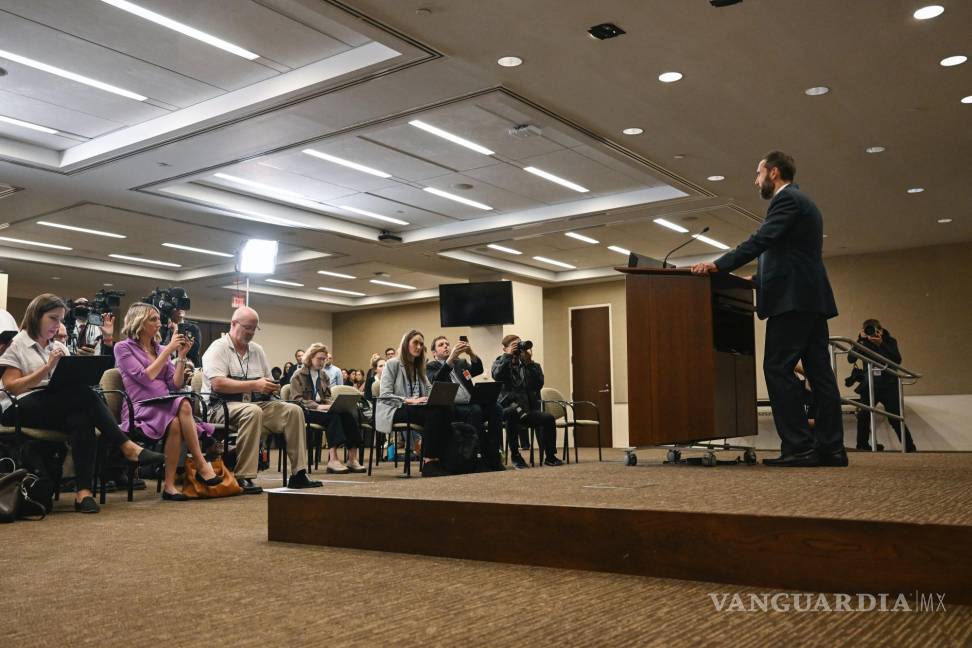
[828,336,922,453]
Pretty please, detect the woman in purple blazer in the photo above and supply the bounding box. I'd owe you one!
[114,303,221,501]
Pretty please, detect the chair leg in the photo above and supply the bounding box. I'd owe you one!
[595,423,601,462]
[127,461,136,502]
[367,426,376,477]
[563,426,570,464]
[282,436,288,487]
[529,428,535,467]
[403,425,412,477]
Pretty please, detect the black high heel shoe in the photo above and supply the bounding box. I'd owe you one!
[194,469,223,487]
[133,447,164,467]
[162,491,189,502]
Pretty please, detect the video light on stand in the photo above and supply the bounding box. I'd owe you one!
[237,239,278,306]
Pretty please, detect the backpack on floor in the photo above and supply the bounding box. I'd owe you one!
[442,422,479,475]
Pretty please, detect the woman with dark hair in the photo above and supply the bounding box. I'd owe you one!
[0,293,163,513]
[376,330,456,477]
[114,302,221,501]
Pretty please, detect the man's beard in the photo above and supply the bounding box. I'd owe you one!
[759,179,774,200]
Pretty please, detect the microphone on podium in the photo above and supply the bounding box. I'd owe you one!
[662,226,710,269]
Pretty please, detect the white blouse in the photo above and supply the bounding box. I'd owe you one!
[0,330,71,411]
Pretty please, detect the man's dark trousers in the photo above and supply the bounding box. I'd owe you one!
[764,311,843,455]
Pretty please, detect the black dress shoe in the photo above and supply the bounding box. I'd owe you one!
[236,478,263,495]
[510,453,529,469]
[287,470,323,489]
[162,491,189,502]
[194,471,223,487]
[420,461,450,478]
[134,448,165,467]
[818,448,849,467]
[543,456,564,467]
[763,449,820,467]
[74,496,100,514]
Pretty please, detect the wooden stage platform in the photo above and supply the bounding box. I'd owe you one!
[267,450,972,603]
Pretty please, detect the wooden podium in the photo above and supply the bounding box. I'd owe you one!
[618,267,757,446]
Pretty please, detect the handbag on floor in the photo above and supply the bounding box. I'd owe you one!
[181,455,243,499]
[0,457,47,522]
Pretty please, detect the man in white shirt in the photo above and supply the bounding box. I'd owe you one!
[202,307,321,493]
[323,353,343,387]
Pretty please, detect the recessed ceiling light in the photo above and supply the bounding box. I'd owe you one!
[423,187,493,210]
[653,218,689,233]
[940,55,967,67]
[162,242,234,257]
[338,205,409,226]
[693,234,730,250]
[98,0,260,60]
[265,278,304,287]
[658,71,683,83]
[622,127,643,135]
[533,256,576,270]
[0,48,147,101]
[0,115,58,134]
[109,253,181,267]
[962,96,972,104]
[913,5,944,20]
[523,167,589,193]
[565,232,599,244]
[0,236,72,250]
[317,270,357,279]
[608,245,631,255]
[213,172,305,198]
[37,220,125,238]
[319,286,366,296]
[906,187,925,194]
[369,279,417,290]
[804,86,830,96]
[865,146,886,154]
[497,56,523,67]
[937,218,952,223]
[487,243,521,255]
[707,175,726,182]
[301,149,392,178]
[408,120,495,156]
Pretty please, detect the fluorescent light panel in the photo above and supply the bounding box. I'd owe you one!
[339,205,409,226]
[319,286,366,296]
[0,236,72,250]
[213,173,304,198]
[408,120,494,155]
[266,278,304,287]
[653,218,689,233]
[0,48,147,101]
[301,149,391,178]
[523,166,589,193]
[487,243,522,255]
[608,245,631,255]
[162,242,233,257]
[565,231,599,244]
[37,220,125,238]
[693,234,730,250]
[423,187,492,210]
[370,279,416,290]
[98,0,259,60]
[0,115,58,134]
[109,253,180,267]
[533,256,576,270]
[317,270,357,279]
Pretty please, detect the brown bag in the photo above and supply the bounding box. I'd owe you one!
[182,456,243,499]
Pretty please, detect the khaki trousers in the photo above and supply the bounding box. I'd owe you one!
[210,400,307,479]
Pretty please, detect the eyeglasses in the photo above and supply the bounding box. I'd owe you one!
[232,321,260,333]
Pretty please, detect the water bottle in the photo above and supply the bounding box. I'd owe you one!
[387,443,396,461]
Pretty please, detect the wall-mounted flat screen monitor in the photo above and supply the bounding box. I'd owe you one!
[439,281,514,327]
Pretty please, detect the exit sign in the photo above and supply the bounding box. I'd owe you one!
[231,294,245,308]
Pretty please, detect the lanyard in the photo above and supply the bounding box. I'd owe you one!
[234,345,249,378]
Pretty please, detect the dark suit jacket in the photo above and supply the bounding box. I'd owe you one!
[714,184,838,320]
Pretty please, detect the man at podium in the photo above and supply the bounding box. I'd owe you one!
[692,151,844,468]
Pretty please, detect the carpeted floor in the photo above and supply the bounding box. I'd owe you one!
[2,449,970,647]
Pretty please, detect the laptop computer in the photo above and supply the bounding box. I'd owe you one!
[470,381,503,406]
[326,393,362,415]
[47,355,114,390]
[421,381,459,406]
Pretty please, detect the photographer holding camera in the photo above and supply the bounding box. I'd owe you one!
[491,335,562,469]
[148,288,201,366]
[847,319,917,452]
[65,294,119,356]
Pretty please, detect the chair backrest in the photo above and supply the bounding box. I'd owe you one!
[100,368,125,423]
[331,384,360,397]
[281,384,292,400]
[190,371,203,394]
[541,387,567,420]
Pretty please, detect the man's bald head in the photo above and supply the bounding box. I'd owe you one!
[230,306,260,347]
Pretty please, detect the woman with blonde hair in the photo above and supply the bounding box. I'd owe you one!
[113,302,221,501]
[376,330,456,477]
[290,342,365,474]
[0,294,163,513]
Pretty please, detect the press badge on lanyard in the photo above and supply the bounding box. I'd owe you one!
[463,369,472,381]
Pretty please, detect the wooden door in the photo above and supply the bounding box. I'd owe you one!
[569,307,613,446]
[195,319,230,363]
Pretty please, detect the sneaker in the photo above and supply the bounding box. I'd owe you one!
[510,453,529,469]
[325,460,350,474]
[543,456,564,467]
[288,470,323,489]
[420,461,450,478]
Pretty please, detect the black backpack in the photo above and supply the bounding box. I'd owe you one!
[442,422,479,475]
